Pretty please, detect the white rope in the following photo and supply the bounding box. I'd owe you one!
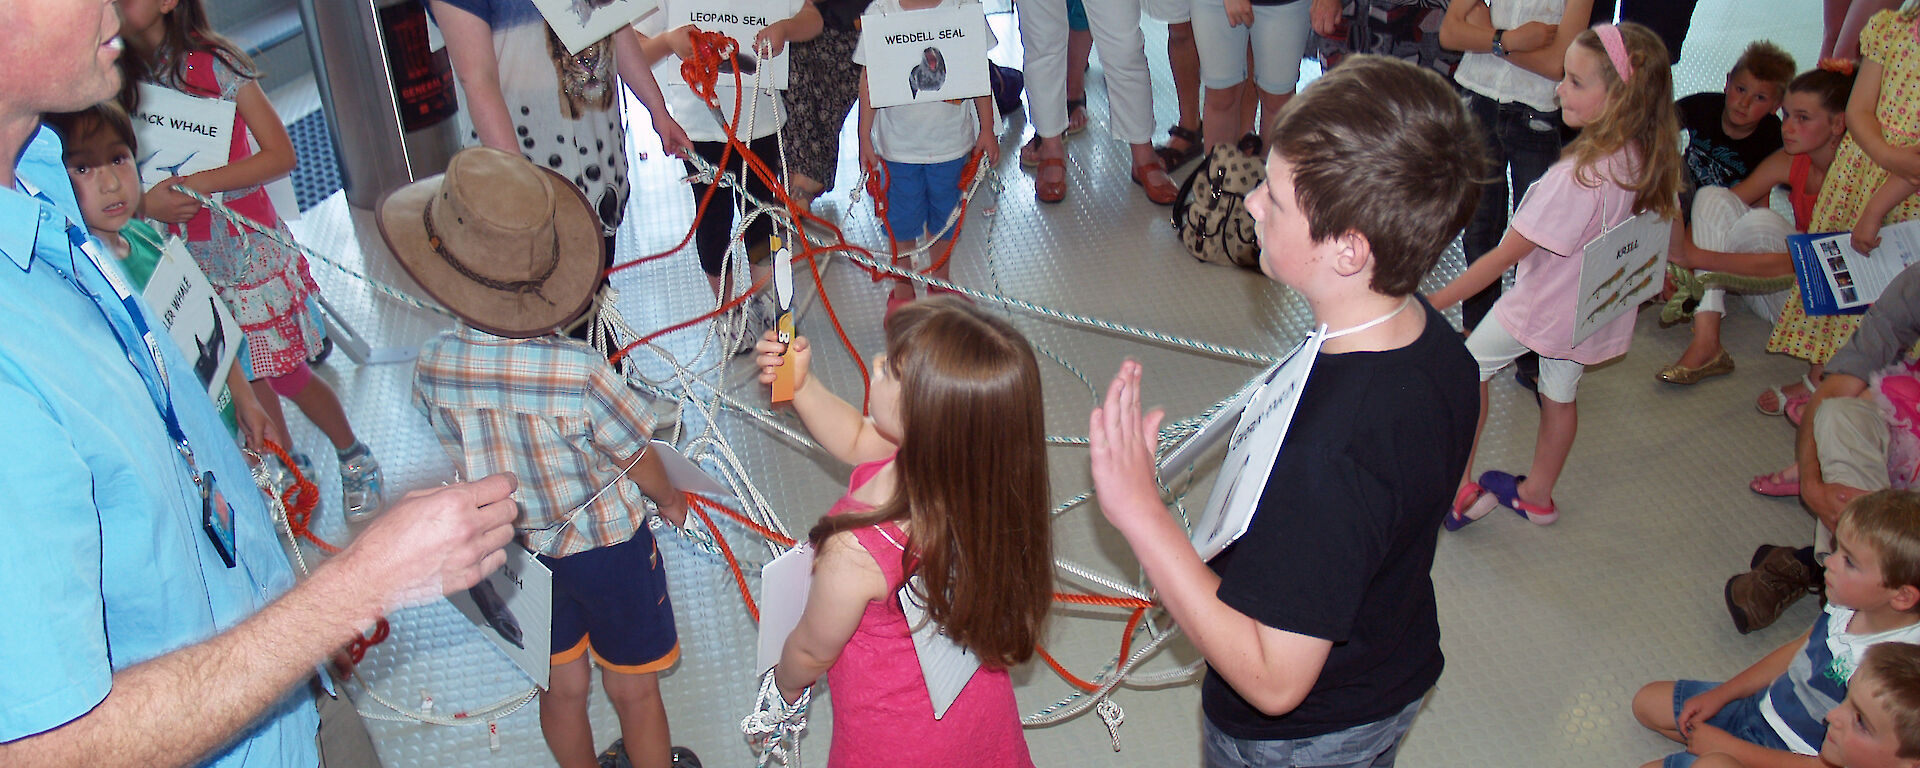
[741,668,810,767]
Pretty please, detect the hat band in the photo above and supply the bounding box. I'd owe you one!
[422,204,560,306]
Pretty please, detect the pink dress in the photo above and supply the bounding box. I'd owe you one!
[822,459,1034,768]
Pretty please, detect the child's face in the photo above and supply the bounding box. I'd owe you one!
[1556,44,1610,129]
[868,352,904,444]
[1827,522,1906,612]
[1781,90,1847,156]
[1246,151,1336,290]
[116,0,173,42]
[63,128,141,235]
[1723,69,1785,133]
[1823,678,1917,768]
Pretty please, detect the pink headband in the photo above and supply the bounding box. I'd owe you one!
[1594,24,1634,81]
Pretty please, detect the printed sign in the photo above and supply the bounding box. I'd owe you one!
[899,578,980,719]
[662,0,794,90]
[1573,212,1670,346]
[860,4,991,108]
[447,544,555,688]
[142,236,239,400]
[1788,221,1920,315]
[133,84,236,191]
[1186,333,1320,561]
[756,542,813,675]
[529,0,659,55]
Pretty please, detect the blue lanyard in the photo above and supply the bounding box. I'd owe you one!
[19,177,199,475]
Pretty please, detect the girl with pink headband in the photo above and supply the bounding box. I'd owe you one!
[1430,22,1684,529]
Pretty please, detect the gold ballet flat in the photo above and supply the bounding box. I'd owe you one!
[1657,350,1735,384]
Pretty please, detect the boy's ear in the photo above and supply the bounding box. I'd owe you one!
[1893,583,1920,613]
[1328,230,1374,281]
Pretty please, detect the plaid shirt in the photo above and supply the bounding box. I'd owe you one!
[413,326,655,558]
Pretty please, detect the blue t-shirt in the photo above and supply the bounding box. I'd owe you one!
[0,125,316,766]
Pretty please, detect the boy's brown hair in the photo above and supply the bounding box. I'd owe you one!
[1732,41,1796,91]
[1266,54,1485,296]
[1842,490,1920,594]
[1856,642,1920,759]
[44,101,139,157]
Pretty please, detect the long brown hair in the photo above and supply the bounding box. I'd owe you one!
[1565,23,1682,221]
[121,0,258,110]
[808,297,1052,669]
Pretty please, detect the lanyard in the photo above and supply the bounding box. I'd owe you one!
[19,177,199,477]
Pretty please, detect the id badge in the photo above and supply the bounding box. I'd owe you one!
[201,471,237,568]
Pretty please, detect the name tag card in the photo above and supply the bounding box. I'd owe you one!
[142,236,239,399]
[133,84,236,191]
[899,578,981,719]
[447,544,555,688]
[529,0,658,55]
[860,5,991,108]
[1187,333,1320,561]
[1573,211,1670,346]
[756,542,814,675]
[664,0,794,90]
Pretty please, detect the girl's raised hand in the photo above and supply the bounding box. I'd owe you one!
[756,330,812,391]
[145,177,204,224]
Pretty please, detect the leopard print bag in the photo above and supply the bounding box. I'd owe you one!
[1172,136,1266,270]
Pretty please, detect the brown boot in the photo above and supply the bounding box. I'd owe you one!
[1725,545,1814,634]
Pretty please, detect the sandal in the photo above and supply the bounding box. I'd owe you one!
[1019,135,1044,169]
[1035,157,1067,204]
[1154,124,1203,171]
[1444,482,1499,532]
[1477,470,1559,525]
[1786,394,1811,427]
[1757,374,1817,416]
[1750,467,1800,497]
[1131,160,1178,206]
[1066,97,1089,135]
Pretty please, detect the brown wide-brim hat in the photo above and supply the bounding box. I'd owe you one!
[377,146,601,338]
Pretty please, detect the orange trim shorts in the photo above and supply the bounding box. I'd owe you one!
[539,528,679,674]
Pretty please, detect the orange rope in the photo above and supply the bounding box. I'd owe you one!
[688,492,762,623]
[262,439,339,554]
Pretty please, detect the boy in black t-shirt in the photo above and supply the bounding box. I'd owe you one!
[1089,55,1483,768]
[1678,41,1794,202]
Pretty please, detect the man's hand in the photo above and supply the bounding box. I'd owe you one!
[1089,360,1167,537]
[333,473,520,622]
[653,114,694,159]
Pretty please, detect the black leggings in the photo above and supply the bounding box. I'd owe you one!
[685,135,780,277]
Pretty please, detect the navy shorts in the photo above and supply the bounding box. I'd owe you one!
[883,155,970,243]
[1662,680,1794,768]
[538,528,679,673]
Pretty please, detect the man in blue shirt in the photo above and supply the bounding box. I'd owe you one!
[0,1,521,765]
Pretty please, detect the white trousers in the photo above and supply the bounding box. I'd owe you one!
[1689,186,1793,318]
[1016,0,1157,143]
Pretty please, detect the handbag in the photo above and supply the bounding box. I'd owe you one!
[1172,134,1266,270]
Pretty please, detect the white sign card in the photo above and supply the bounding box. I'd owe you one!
[528,0,658,55]
[132,84,236,191]
[1572,211,1670,346]
[898,578,981,719]
[663,0,794,90]
[142,236,239,400]
[447,544,554,688]
[756,542,814,675]
[860,5,992,109]
[1187,333,1322,561]
[651,439,732,498]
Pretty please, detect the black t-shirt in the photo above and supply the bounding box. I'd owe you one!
[1678,92,1782,192]
[1201,298,1479,740]
[817,0,874,31]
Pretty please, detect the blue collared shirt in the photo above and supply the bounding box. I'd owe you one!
[0,125,317,766]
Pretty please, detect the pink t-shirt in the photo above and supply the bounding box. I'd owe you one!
[1494,148,1647,364]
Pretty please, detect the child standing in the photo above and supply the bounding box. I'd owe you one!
[753,297,1049,767]
[853,0,999,314]
[120,0,384,517]
[1762,5,1920,418]
[1661,65,1856,393]
[1676,41,1793,204]
[384,148,694,768]
[1089,55,1482,765]
[1631,490,1920,768]
[44,102,275,452]
[1431,23,1684,528]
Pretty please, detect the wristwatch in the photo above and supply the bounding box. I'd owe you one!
[1491,28,1509,57]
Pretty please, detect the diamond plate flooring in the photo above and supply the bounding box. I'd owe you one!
[272,2,1827,765]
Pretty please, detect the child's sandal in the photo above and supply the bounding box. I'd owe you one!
[1478,470,1558,525]
[1444,482,1497,531]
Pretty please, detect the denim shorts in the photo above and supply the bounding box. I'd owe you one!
[1203,697,1423,768]
[1662,680,1792,768]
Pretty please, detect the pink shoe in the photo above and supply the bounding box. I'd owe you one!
[1785,394,1811,427]
[1750,469,1800,497]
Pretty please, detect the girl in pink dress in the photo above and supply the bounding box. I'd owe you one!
[753,297,1050,767]
[1430,23,1684,528]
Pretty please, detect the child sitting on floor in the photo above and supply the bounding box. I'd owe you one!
[1633,490,1920,768]
[382,147,695,768]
